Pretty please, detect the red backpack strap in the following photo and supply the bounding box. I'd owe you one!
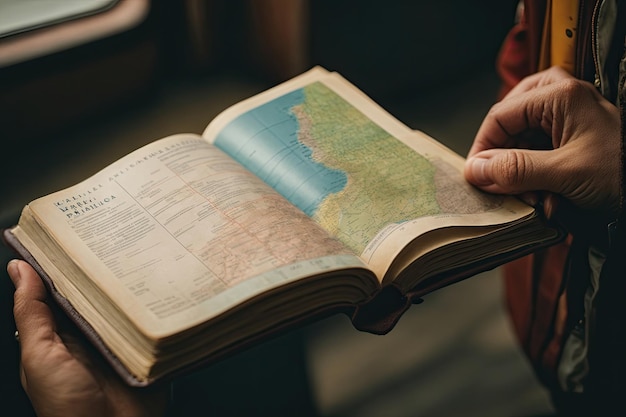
[503,235,573,387]
[495,0,547,98]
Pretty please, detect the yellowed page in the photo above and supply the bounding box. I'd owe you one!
[201,67,535,279]
[20,133,364,339]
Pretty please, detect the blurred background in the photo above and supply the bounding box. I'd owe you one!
[0,1,556,416]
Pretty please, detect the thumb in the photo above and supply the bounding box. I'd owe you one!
[7,260,57,352]
[464,148,557,195]
[7,259,49,308]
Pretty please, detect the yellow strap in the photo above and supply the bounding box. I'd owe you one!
[550,0,579,74]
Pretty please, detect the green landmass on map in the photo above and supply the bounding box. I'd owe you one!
[293,82,440,254]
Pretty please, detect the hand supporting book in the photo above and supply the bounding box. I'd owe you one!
[7,259,169,417]
[465,66,621,247]
[3,66,563,386]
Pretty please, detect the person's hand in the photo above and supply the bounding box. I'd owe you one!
[464,66,621,226]
[8,259,169,417]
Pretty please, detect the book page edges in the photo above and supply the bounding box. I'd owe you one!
[4,226,385,386]
[351,218,566,335]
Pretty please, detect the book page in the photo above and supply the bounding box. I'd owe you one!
[22,134,365,338]
[202,67,535,279]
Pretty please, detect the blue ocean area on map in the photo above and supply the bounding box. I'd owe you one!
[214,88,347,216]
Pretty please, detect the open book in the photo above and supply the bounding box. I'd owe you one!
[3,66,563,386]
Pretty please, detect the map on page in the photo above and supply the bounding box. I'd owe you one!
[214,82,500,253]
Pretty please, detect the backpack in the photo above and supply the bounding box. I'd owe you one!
[496,1,626,414]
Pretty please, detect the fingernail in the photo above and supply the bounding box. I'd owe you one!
[7,260,22,286]
[467,157,492,186]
